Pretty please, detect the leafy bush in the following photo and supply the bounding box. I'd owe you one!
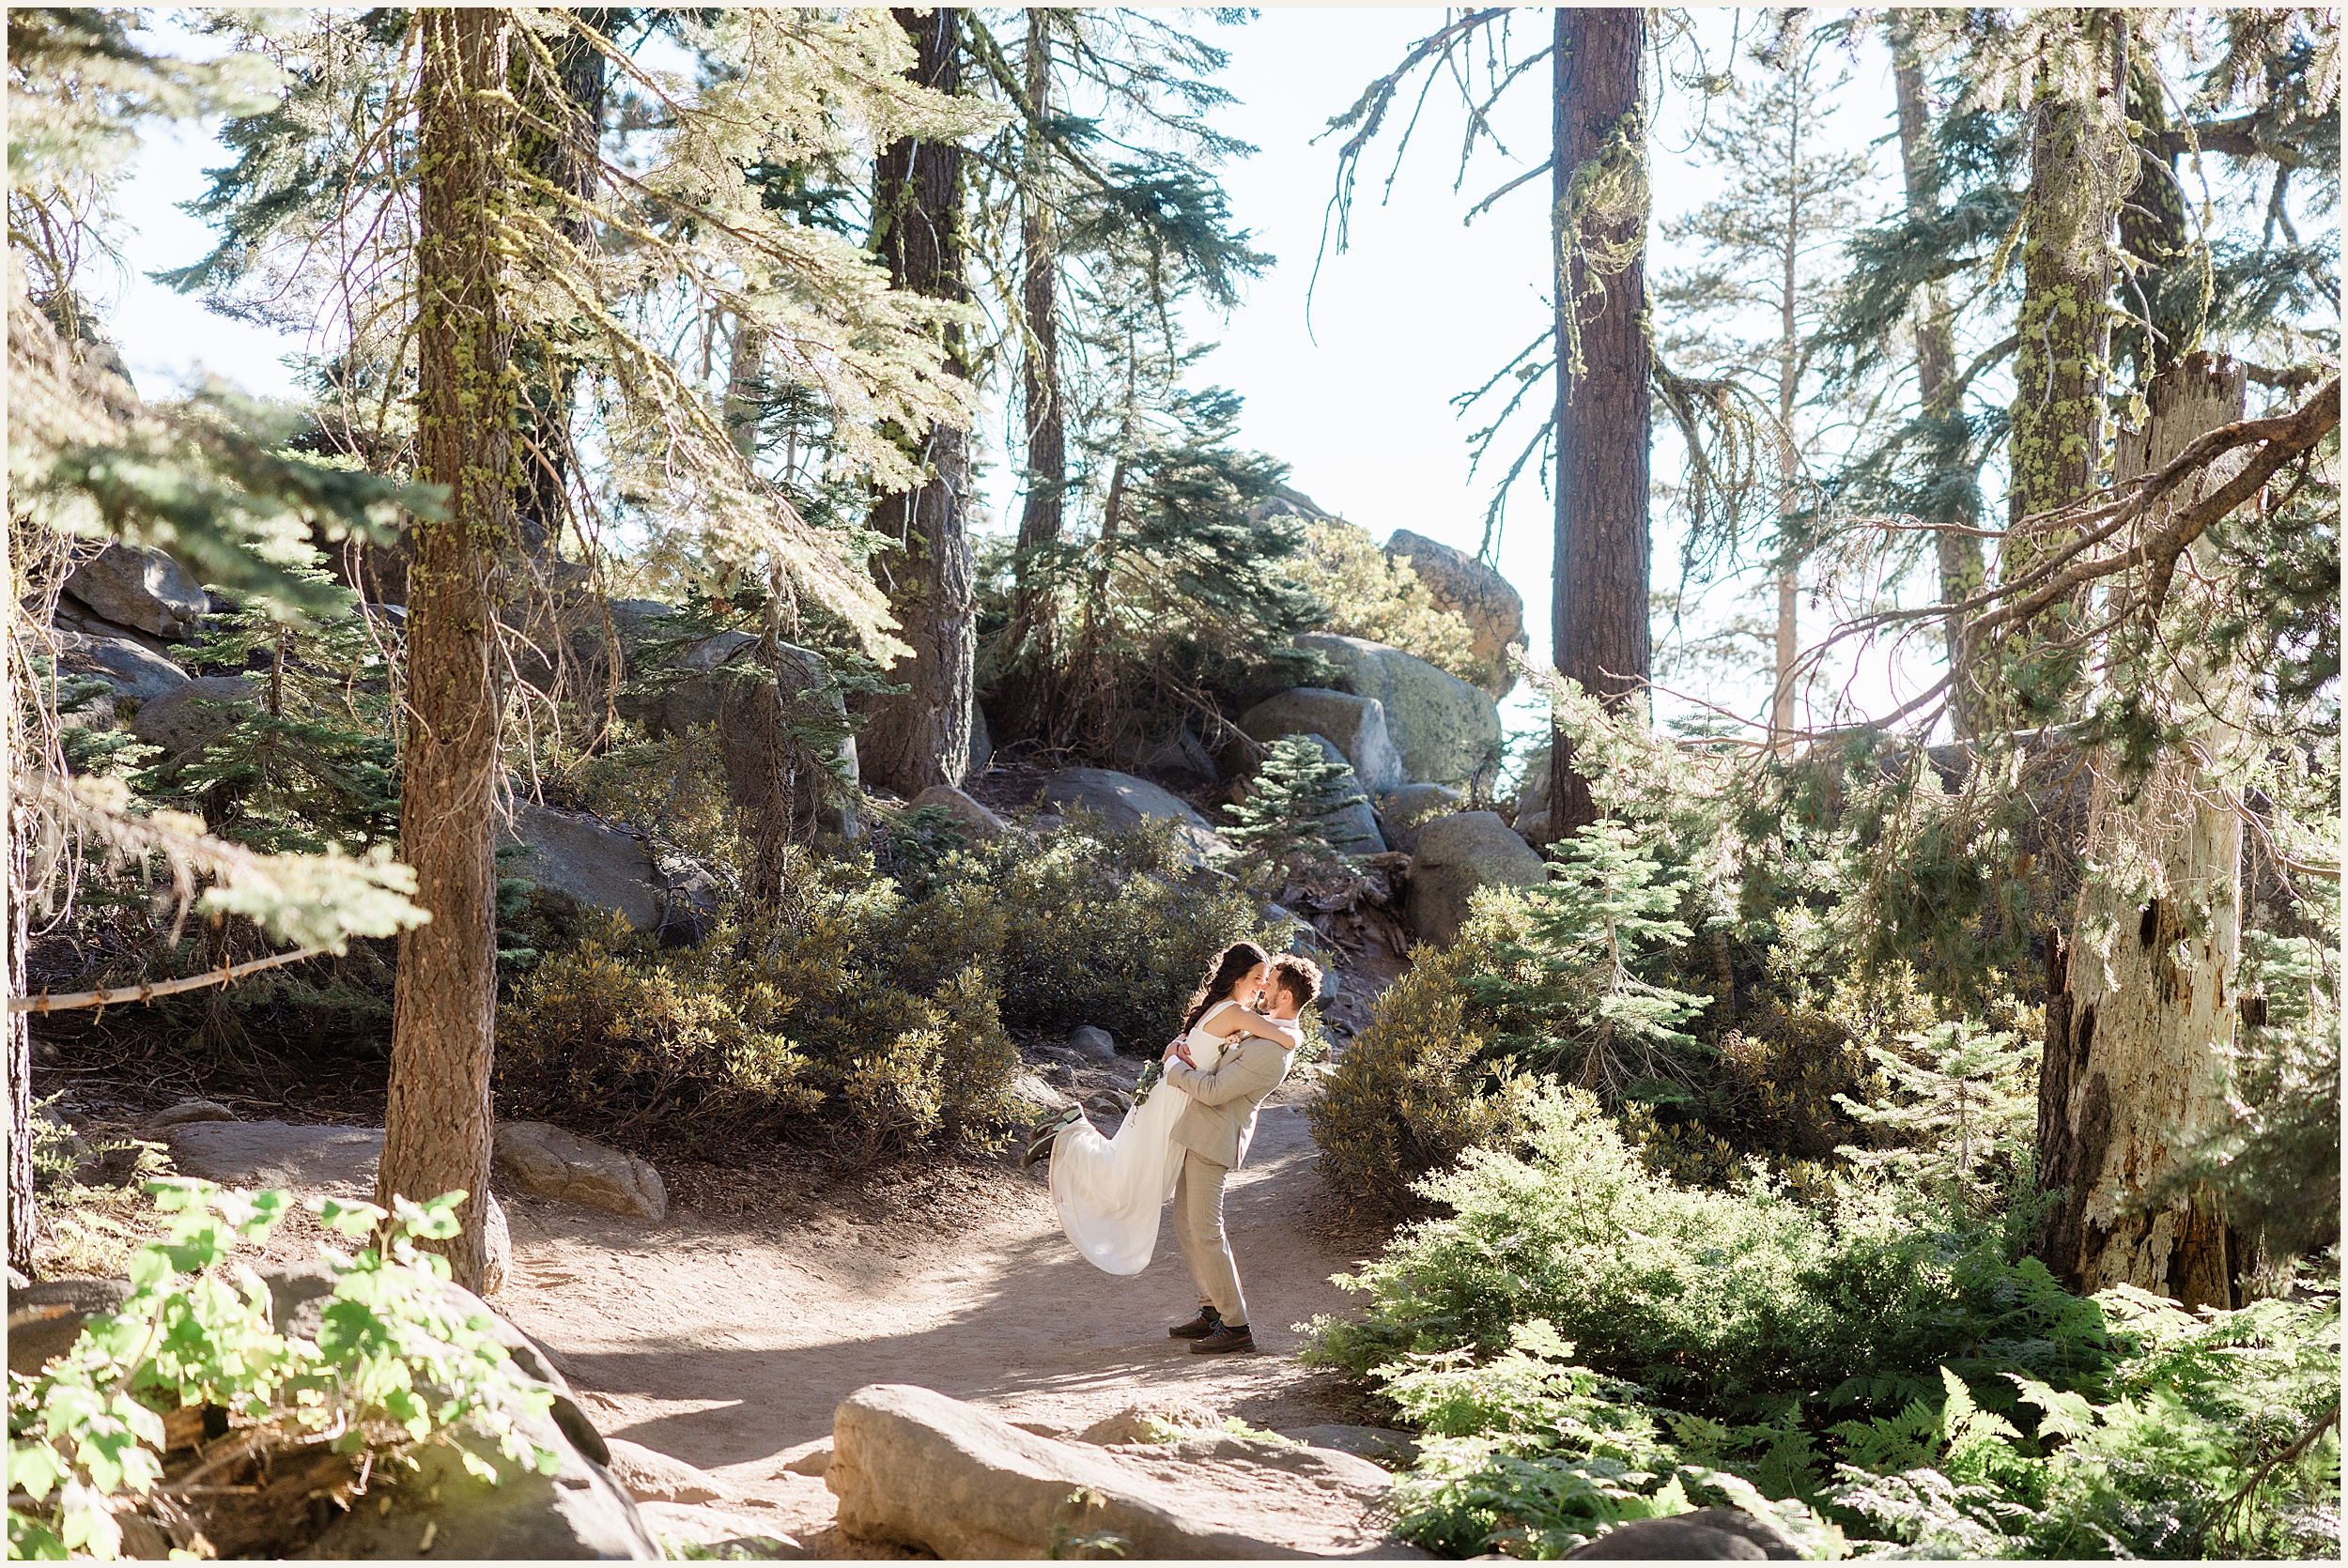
[1307,1084,2117,1429]
[1309,892,1546,1217]
[7,1182,555,1560]
[1308,1087,2340,1560]
[498,816,1282,1157]
[1282,518,1482,685]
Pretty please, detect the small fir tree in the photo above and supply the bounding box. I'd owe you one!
[1833,1021,2036,1210]
[1467,820,1715,1106]
[1222,734,1372,888]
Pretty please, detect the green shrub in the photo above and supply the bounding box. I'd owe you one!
[1222,733,1374,889]
[497,817,1276,1158]
[1306,1084,2117,1429]
[7,1182,555,1560]
[1309,1086,2340,1560]
[1282,518,1483,685]
[1309,892,1546,1217]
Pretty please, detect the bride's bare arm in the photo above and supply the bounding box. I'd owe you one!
[1213,1009,1302,1049]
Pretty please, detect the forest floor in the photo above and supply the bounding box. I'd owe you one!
[30,948,1408,1557]
[493,1069,1396,1551]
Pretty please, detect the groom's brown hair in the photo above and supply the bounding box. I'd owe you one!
[1266,955,1322,1009]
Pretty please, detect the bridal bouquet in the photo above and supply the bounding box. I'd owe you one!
[1129,1057,1165,1109]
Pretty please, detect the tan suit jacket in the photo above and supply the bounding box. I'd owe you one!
[1166,1031,1293,1170]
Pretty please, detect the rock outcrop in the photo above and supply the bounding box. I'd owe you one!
[1238,689,1405,794]
[1384,530,1529,699]
[52,624,190,706]
[826,1384,1412,1559]
[129,675,260,764]
[1295,633,1502,791]
[1376,783,1464,854]
[1405,810,1548,946]
[494,1120,667,1222]
[501,803,718,945]
[63,544,208,639]
[1039,768,1231,863]
[12,1265,647,1558]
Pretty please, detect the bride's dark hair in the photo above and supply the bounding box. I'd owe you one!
[1177,941,1271,1036]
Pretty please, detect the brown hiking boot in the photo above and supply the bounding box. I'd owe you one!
[1168,1306,1222,1340]
[1190,1323,1255,1355]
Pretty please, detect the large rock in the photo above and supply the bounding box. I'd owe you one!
[826,1384,1409,1559]
[907,783,1007,840]
[1377,783,1464,854]
[52,624,190,706]
[12,1266,640,1555]
[1385,530,1529,699]
[1039,768,1231,863]
[1296,633,1502,792]
[1563,1508,1800,1560]
[298,1274,657,1560]
[1405,810,1548,947]
[165,1119,384,1193]
[494,1121,667,1222]
[1238,689,1404,794]
[502,803,717,945]
[129,675,260,764]
[1111,725,1219,783]
[8,1277,133,1377]
[63,544,208,639]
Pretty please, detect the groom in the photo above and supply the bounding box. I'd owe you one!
[1161,954,1322,1355]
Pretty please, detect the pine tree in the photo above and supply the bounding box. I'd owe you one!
[374,6,520,1290]
[1222,734,1372,888]
[1835,1022,2035,1211]
[1468,820,1712,1108]
[1656,13,1877,747]
[1547,8,1653,838]
[855,7,979,799]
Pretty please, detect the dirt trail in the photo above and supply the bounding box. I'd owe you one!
[492,1074,1389,1537]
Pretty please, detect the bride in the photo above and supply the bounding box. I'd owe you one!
[1030,941,1303,1274]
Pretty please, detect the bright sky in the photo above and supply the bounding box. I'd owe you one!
[99,7,1932,763]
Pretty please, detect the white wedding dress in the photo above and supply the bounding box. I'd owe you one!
[1048,1006,1231,1274]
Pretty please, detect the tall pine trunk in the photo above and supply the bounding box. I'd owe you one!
[1769,28,1804,751]
[857,6,975,795]
[1002,8,1065,741]
[1547,7,1651,840]
[1889,15,1987,736]
[2000,14,2128,728]
[2037,355,2248,1309]
[378,7,517,1293]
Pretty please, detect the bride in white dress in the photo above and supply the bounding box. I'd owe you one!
[1041,942,1299,1274]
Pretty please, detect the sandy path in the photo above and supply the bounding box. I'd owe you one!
[491,1075,1389,1530]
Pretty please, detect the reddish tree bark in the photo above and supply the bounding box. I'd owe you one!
[1548,8,1651,839]
[377,6,517,1293]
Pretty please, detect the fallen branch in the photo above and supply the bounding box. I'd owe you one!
[9,946,329,1014]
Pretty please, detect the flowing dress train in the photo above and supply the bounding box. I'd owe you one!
[1047,1009,1230,1274]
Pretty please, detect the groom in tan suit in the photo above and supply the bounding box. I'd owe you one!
[1160,955,1321,1355]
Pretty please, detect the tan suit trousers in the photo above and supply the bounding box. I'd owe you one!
[1171,1147,1246,1328]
